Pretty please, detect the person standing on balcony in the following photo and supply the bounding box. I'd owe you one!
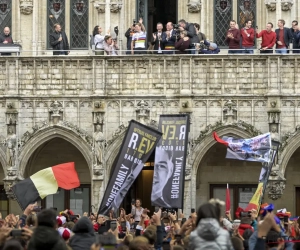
[49,23,69,55]
[162,22,176,54]
[131,18,146,55]
[226,20,241,54]
[290,20,300,54]
[241,20,255,54]
[151,22,166,54]
[275,19,292,54]
[256,22,276,54]
[0,27,14,56]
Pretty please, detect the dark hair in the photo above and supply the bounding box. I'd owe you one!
[93,25,99,36]
[136,198,142,204]
[266,230,281,248]
[26,214,37,227]
[231,237,244,250]
[243,228,253,240]
[292,20,298,25]
[194,23,200,30]
[196,203,220,226]
[267,22,274,28]
[230,20,237,24]
[3,239,23,250]
[37,209,57,228]
[157,22,163,26]
[178,19,186,24]
[245,19,252,24]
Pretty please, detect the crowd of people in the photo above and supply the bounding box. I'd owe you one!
[0,17,299,56]
[0,198,299,250]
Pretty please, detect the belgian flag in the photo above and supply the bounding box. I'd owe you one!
[12,162,80,210]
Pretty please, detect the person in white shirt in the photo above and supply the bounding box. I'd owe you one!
[131,18,147,55]
[94,26,109,55]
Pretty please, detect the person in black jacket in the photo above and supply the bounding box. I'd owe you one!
[151,22,166,54]
[0,27,14,56]
[125,24,135,55]
[178,19,200,54]
[49,23,70,55]
[275,19,292,54]
[290,20,300,54]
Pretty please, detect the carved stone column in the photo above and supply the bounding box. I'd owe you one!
[267,99,281,141]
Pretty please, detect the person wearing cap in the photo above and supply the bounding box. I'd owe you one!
[199,40,220,54]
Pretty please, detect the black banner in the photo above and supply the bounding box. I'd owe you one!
[151,114,189,209]
[98,120,162,215]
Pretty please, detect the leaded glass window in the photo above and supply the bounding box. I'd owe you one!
[47,0,66,49]
[214,0,232,47]
[238,0,256,28]
[0,0,12,34]
[70,0,88,49]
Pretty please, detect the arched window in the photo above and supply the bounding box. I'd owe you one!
[47,0,66,49]
[0,0,12,33]
[70,0,89,49]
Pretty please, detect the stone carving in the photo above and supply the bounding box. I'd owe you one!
[267,181,286,200]
[265,1,276,11]
[19,0,33,15]
[3,179,18,200]
[270,124,280,142]
[136,100,150,124]
[93,112,104,125]
[49,101,63,124]
[148,119,158,129]
[268,101,281,124]
[93,167,104,179]
[195,120,261,143]
[92,0,105,13]
[187,1,201,13]
[93,124,105,167]
[185,168,191,180]
[19,120,93,151]
[106,123,127,146]
[281,1,293,11]
[223,100,237,124]
[5,126,16,168]
[279,125,300,152]
[110,2,122,13]
[6,112,18,125]
[94,101,102,109]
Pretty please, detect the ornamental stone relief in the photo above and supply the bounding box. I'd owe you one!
[19,0,33,15]
[187,1,201,13]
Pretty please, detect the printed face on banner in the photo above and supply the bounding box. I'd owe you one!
[151,116,189,209]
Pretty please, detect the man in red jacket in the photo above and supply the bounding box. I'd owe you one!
[226,20,241,54]
[256,22,276,54]
[241,19,255,54]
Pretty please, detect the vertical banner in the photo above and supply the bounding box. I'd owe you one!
[151,114,189,208]
[98,120,162,215]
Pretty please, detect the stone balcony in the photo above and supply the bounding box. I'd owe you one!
[0,55,299,97]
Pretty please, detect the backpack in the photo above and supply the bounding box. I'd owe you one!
[89,35,94,49]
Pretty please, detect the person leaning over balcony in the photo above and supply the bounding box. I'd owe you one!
[0,26,14,56]
[175,31,190,54]
[178,19,199,54]
[275,19,292,54]
[199,40,220,54]
[256,22,276,54]
[49,23,69,56]
[94,26,106,55]
[131,18,146,55]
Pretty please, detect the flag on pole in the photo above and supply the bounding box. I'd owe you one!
[226,183,230,213]
[213,132,272,163]
[12,162,80,210]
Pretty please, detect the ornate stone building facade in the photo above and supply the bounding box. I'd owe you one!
[0,0,299,215]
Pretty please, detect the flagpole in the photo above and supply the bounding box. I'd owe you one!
[259,140,280,210]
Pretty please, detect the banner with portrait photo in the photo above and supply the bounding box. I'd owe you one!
[151,114,190,209]
[98,120,162,215]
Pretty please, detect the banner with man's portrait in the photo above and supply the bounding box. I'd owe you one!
[151,114,190,209]
[98,120,162,215]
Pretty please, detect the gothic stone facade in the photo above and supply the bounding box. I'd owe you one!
[2,0,300,214]
[0,55,300,214]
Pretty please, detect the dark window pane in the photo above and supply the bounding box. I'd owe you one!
[214,0,232,48]
[70,0,89,49]
[0,0,12,33]
[47,0,66,49]
[238,0,256,28]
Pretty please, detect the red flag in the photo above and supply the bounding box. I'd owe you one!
[226,183,230,213]
[213,132,229,147]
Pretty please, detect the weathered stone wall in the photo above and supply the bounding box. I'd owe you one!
[0,55,299,213]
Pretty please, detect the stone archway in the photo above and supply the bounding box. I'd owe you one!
[188,121,262,211]
[18,125,93,177]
